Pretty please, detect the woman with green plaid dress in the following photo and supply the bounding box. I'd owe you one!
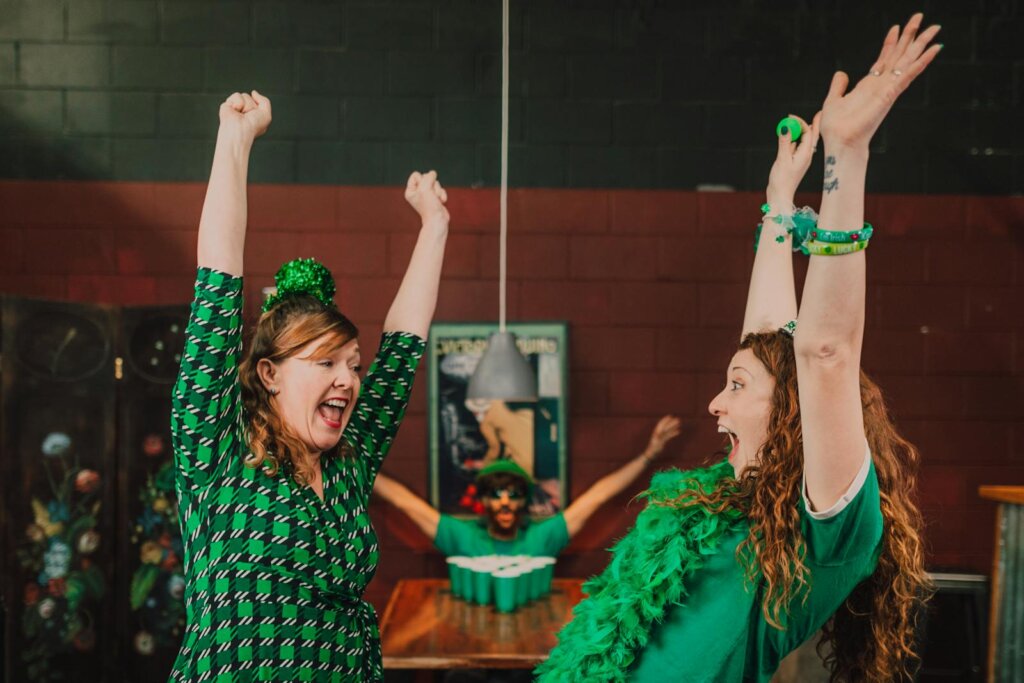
[170,91,449,682]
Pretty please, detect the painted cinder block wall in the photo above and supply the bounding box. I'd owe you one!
[1,0,1023,610]
[2,182,1022,610]
[0,0,1021,191]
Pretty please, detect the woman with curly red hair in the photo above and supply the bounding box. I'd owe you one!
[538,14,940,683]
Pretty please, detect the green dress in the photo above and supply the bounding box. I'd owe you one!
[170,268,425,682]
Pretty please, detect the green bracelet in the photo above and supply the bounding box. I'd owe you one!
[803,238,870,256]
[755,204,819,253]
[807,223,873,244]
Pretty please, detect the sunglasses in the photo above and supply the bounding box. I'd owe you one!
[480,487,527,502]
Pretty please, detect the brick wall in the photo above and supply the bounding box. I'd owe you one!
[2,179,1021,610]
[0,1,1022,192]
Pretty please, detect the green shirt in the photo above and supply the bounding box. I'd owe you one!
[170,268,425,682]
[434,513,570,558]
[628,452,883,683]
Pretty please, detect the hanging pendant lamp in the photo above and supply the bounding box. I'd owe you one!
[466,0,537,402]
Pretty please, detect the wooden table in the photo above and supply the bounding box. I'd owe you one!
[380,578,585,670]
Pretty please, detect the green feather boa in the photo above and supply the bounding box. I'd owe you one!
[536,460,745,682]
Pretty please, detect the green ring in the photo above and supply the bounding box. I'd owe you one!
[775,116,803,142]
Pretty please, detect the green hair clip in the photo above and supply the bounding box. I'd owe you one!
[262,257,337,313]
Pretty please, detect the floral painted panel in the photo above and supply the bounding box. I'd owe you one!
[3,299,117,682]
[118,307,189,682]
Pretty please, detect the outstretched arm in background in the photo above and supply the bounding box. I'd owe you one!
[563,416,682,537]
[797,14,941,510]
[373,473,442,541]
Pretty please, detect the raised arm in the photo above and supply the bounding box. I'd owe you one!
[741,113,820,338]
[383,171,450,337]
[373,472,441,540]
[797,15,941,510]
[563,416,681,537]
[197,91,272,275]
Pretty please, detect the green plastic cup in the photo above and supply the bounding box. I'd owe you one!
[471,564,493,605]
[537,557,557,597]
[527,559,548,600]
[493,568,520,613]
[515,566,530,606]
[456,558,475,602]
[447,556,466,596]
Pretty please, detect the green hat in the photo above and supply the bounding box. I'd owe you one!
[475,459,535,486]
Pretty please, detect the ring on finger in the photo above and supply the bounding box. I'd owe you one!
[870,69,883,77]
[892,68,903,76]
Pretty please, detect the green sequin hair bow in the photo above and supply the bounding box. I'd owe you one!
[262,257,337,313]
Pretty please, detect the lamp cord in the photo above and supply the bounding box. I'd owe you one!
[499,0,509,333]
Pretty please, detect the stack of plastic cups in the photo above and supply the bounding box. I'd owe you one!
[447,555,558,611]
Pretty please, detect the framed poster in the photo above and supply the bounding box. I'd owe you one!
[428,322,568,518]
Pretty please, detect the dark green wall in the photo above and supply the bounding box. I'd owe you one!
[0,0,1020,192]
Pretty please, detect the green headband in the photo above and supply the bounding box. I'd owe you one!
[262,258,337,313]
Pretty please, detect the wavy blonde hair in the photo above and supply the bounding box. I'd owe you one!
[237,295,358,485]
[675,331,930,682]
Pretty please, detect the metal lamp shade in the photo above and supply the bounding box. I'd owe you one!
[466,331,538,401]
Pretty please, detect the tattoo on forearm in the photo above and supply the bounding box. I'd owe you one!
[823,155,839,193]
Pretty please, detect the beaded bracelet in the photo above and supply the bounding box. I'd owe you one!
[807,223,873,244]
[755,204,819,253]
[803,238,870,256]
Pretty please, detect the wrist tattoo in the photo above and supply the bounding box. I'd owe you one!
[823,155,839,194]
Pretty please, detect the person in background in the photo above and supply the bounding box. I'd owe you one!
[373,416,682,558]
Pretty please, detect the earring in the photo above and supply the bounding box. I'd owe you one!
[269,387,279,396]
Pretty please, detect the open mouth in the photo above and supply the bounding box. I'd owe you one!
[317,398,349,430]
[718,425,739,460]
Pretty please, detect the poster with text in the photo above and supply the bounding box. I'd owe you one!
[428,322,568,518]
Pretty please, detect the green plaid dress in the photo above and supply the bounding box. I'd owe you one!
[170,267,425,682]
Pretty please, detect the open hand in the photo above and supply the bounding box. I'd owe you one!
[219,90,272,141]
[767,112,821,203]
[645,415,682,459]
[820,13,941,151]
[404,170,449,225]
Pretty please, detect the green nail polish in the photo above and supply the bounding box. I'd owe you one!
[937,43,944,50]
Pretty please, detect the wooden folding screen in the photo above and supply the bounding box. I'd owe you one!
[1,298,188,683]
[116,306,190,682]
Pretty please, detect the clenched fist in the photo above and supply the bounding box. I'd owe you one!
[219,90,272,142]
[404,170,449,226]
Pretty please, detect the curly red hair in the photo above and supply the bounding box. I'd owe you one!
[674,330,930,682]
